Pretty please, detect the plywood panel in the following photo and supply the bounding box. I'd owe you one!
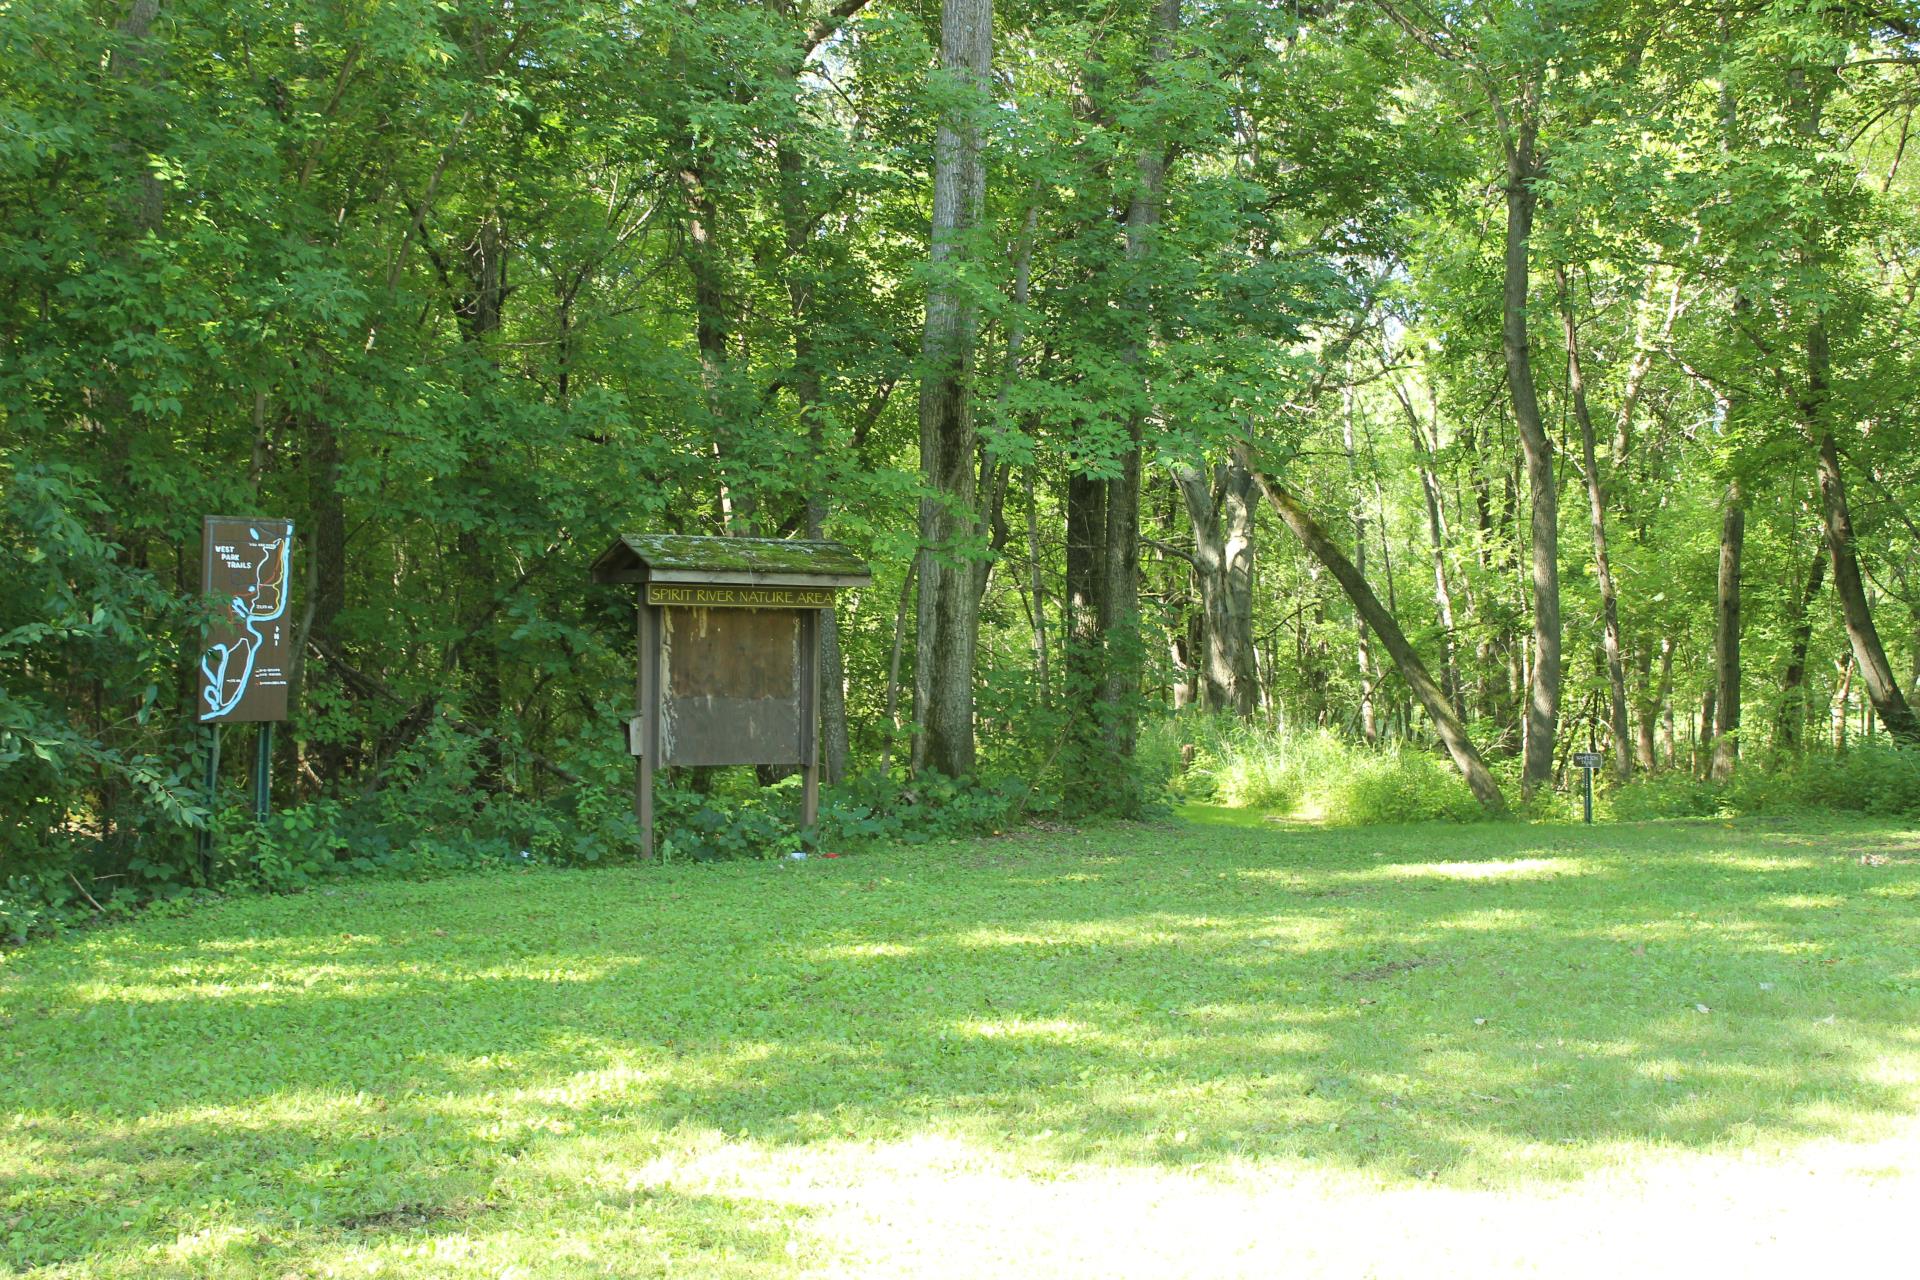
[668,607,797,699]
[660,607,804,765]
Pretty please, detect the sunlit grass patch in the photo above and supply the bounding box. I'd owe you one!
[1717,853,1825,872]
[2,813,1918,1276]
[803,939,922,961]
[1765,892,1849,910]
[1365,856,1592,881]
[958,1016,1094,1041]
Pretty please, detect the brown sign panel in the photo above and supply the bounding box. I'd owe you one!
[646,582,836,609]
[658,607,806,766]
[199,516,294,723]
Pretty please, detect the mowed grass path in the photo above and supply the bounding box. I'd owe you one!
[4,813,1919,1277]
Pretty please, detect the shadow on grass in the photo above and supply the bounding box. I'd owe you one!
[2,815,1917,1269]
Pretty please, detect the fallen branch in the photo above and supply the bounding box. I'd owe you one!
[68,872,107,916]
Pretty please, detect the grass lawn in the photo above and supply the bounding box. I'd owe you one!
[4,811,1919,1278]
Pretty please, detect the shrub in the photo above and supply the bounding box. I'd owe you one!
[1,465,206,882]
[1,870,65,945]
[1773,746,1920,817]
[1602,746,1920,822]
[1606,771,1726,821]
[222,799,352,891]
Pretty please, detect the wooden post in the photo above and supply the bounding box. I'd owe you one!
[634,600,657,859]
[802,608,821,833]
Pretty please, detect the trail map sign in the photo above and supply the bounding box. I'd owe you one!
[592,534,871,858]
[199,516,294,723]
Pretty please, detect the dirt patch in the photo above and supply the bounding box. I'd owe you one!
[1343,957,1429,983]
[1831,842,1920,866]
[336,1201,471,1232]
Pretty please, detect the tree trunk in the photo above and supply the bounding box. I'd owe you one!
[879,560,917,780]
[113,0,166,234]
[810,488,851,785]
[1895,559,1920,702]
[1167,621,1182,710]
[912,0,993,778]
[774,63,854,780]
[1238,445,1506,815]
[1474,422,1520,752]
[1063,469,1109,804]
[1174,461,1258,718]
[998,199,1047,705]
[1097,443,1140,757]
[1708,481,1745,780]
[1811,343,1920,743]
[1502,121,1560,797]
[99,0,166,575]
[453,209,508,788]
[1695,677,1715,778]
[1184,607,1206,708]
[1786,62,1918,745]
[299,410,348,783]
[1557,267,1631,780]
[1215,465,1258,719]
[1706,23,1748,786]
[1634,638,1657,770]
[1343,388,1378,744]
[1392,378,1463,719]
[676,155,749,534]
[1657,637,1676,767]
[1066,472,1106,663]
[1832,651,1854,751]
[1023,469,1049,699]
[1094,0,1180,763]
[1774,539,1826,755]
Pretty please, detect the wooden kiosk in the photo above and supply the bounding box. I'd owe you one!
[590,534,871,858]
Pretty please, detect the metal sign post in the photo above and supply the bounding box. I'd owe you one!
[198,517,294,872]
[1571,751,1604,824]
[253,722,275,825]
[198,724,222,880]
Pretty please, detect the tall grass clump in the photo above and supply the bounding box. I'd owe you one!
[1321,742,1490,824]
[1156,716,1490,824]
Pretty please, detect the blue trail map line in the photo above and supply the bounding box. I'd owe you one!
[199,528,290,722]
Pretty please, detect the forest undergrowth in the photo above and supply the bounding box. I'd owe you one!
[12,708,1920,946]
[1155,717,1920,829]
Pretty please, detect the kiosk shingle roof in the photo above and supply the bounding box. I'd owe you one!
[591,534,871,586]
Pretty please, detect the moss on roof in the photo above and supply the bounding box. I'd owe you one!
[611,534,870,578]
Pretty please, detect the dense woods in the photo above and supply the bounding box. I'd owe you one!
[5,0,1920,904]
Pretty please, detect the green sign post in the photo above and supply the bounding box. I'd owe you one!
[197,517,294,875]
[1571,750,1604,824]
